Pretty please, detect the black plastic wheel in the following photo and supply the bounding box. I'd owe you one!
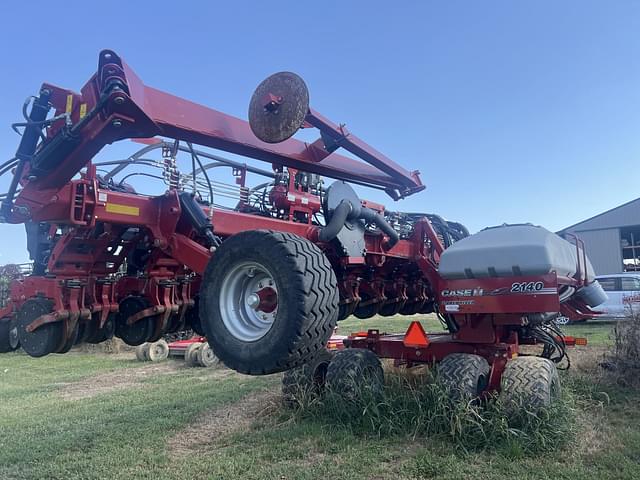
[0,317,19,353]
[337,302,356,321]
[185,296,205,336]
[400,300,424,316]
[282,349,334,407]
[326,348,384,401]
[17,298,62,358]
[116,297,155,346]
[57,320,80,354]
[8,317,20,350]
[353,294,381,319]
[86,313,116,344]
[437,353,490,401]
[378,300,404,317]
[200,230,339,375]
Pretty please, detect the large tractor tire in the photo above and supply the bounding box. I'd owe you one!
[326,348,384,402]
[0,317,20,353]
[282,348,334,407]
[200,230,339,375]
[500,356,561,411]
[17,298,62,357]
[437,353,490,401]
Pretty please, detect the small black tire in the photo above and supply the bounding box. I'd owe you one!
[353,294,381,320]
[8,317,20,351]
[326,348,384,401]
[86,314,116,344]
[282,348,334,407]
[17,298,62,358]
[437,353,490,401]
[500,356,561,411]
[116,297,155,346]
[186,296,205,336]
[200,230,339,375]
[378,300,403,317]
[0,317,19,353]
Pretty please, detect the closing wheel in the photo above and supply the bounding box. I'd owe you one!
[437,353,490,401]
[135,343,150,361]
[147,340,169,362]
[116,297,155,346]
[200,230,339,375]
[197,342,218,367]
[185,296,205,336]
[500,356,561,411]
[0,317,20,353]
[353,294,381,320]
[379,300,404,317]
[185,342,203,367]
[17,298,62,358]
[57,319,81,354]
[282,348,334,407]
[338,302,357,321]
[86,313,116,344]
[8,318,20,351]
[400,300,424,316]
[326,348,384,401]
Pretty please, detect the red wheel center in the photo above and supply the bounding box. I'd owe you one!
[254,287,278,313]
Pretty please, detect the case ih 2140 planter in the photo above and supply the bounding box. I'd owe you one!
[0,51,606,406]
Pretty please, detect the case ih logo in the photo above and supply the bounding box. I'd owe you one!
[441,288,484,297]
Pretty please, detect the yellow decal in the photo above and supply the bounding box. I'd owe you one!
[105,203,140,216]
[79,103,87,119]
[65,94,73,114]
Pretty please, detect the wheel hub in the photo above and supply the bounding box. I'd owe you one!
[220,262,279,342]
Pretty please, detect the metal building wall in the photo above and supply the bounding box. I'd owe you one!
[576,228,622,275]
[563,197,640,231]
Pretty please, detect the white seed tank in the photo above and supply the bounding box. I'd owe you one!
[438,224,607,307]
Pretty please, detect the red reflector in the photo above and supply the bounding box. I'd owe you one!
[403,321,429,347]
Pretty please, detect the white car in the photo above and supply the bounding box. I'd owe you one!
[594,273,640,319]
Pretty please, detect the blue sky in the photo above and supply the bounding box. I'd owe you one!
[0,1,639,263]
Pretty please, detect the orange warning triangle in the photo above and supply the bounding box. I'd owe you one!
[403,321,429,348]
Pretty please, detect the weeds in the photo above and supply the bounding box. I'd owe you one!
[284,370,576,455]
[603,312,640,387]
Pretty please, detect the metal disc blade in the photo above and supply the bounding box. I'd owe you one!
[249,72,309,144]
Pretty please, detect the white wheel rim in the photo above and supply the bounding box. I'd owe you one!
[219,262,278,342]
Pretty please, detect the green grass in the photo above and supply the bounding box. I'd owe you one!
[0,318,638,480]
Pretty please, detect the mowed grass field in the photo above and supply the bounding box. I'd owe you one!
[1,316,639,480]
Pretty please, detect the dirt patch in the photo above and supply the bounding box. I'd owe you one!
[167,388,278,458]
[57,362,181,400]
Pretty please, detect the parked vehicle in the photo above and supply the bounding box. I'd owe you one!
[593,273,640,318]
